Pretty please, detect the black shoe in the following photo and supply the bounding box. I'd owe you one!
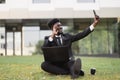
[70,58,81,79]
[79,70,84,76]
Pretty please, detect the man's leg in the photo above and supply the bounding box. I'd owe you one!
[68,58,84,79]
[41,61,69,75]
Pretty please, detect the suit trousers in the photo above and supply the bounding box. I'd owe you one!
[41,60,75,75]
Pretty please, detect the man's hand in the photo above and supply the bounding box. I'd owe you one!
[92,15,100,27]
[50,28,58,38]
[92,10,100,27]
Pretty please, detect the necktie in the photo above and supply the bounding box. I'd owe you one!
[56,37,62,46]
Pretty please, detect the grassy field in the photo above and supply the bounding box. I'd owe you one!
[0,55,120,80]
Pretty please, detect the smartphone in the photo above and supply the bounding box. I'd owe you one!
[93,10,99,20]
[93,10,97,16]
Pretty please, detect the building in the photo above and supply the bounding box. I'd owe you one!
[0,0,120,56]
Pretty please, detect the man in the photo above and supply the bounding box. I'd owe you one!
[41,15,100,79]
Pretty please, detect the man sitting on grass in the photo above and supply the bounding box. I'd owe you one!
[41,15,100,79]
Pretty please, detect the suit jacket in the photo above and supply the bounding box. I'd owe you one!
[42,27,93,59]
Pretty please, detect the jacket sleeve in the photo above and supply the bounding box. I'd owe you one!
[42,36,49,47]
[71,27,93,42]
[43,36,54,47]
[42,36,56,47]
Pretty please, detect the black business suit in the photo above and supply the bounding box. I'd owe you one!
[41,26,93,75]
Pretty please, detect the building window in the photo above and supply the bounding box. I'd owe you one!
[32,0,50,3]
[77,0,95,3]
[0,0,5,4]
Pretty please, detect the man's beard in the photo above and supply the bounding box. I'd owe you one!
[57,31,63,35]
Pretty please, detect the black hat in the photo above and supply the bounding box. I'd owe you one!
[48,18,60,29]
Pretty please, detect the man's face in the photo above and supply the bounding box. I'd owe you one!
[52,22,63,35]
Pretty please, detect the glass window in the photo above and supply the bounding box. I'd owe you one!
[77,0,95,3]
[32,0,50,3]
[0,0,5,4]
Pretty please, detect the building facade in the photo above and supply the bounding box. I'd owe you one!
[0,0,120,56]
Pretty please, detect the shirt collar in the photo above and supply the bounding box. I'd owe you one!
[55,35,61,37]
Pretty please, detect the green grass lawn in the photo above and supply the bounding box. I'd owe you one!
[0,55,120,80]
